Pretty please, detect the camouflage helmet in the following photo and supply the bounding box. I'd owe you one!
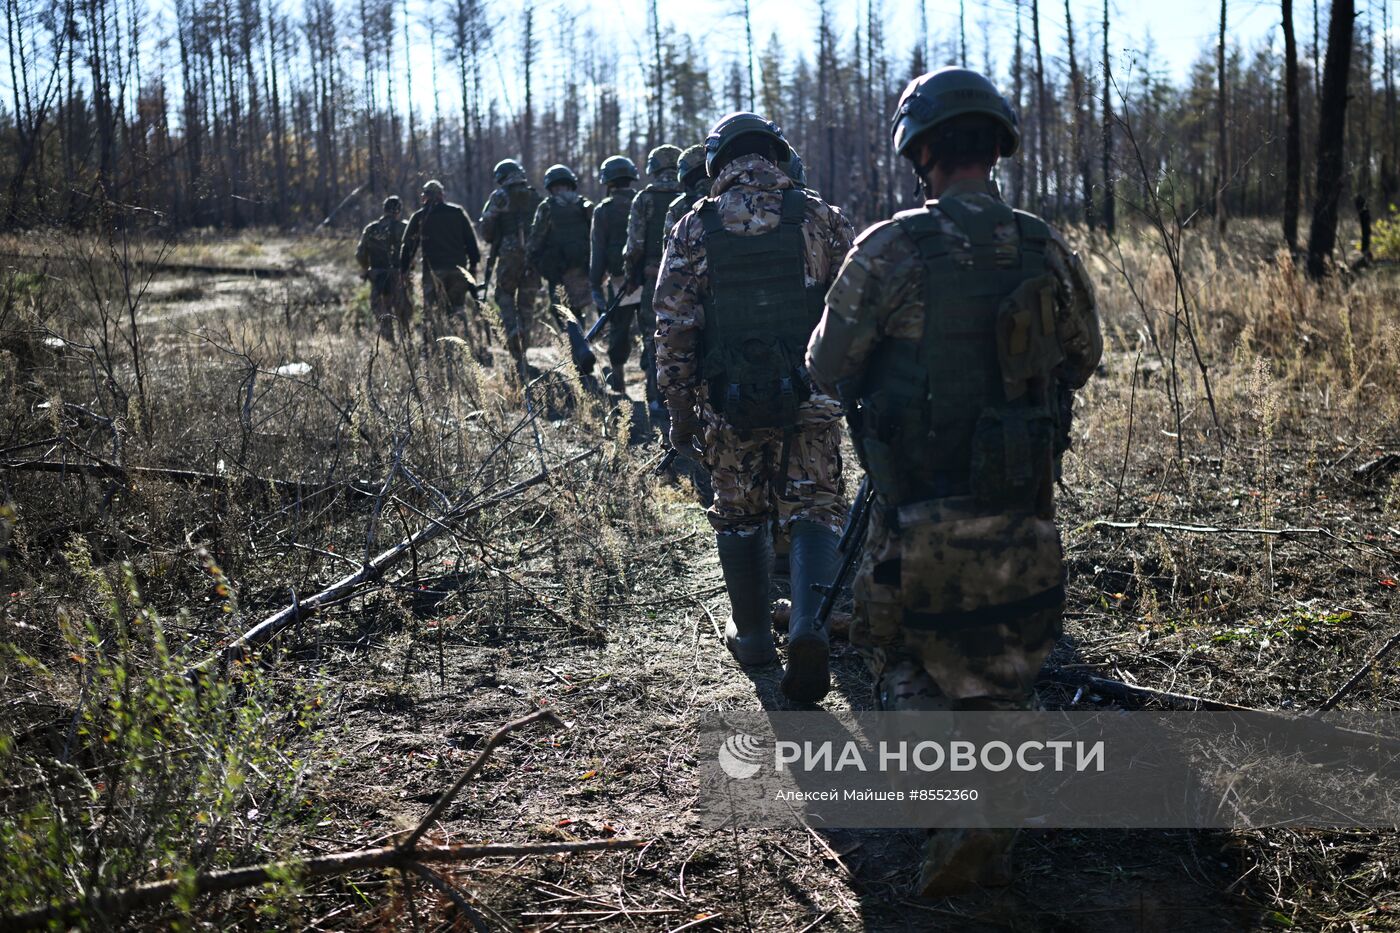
[677,144,707,183]
[543,164,579,189]
[704,111,791,177]
[645,144,683,176]
[777,146,806,186]
[890,67,1020,159]
[598,155,638,185]
[492,158,527,185]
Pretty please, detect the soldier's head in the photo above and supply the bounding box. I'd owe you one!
[645,145,683,180]
[891,67,1019,195]
[421,179,445,205]
[598,155,638,189]
[677,145,708,193]
[492,159,527,187]
[383,195,402,217]
[704,112,791,178]
[543,164,579,194]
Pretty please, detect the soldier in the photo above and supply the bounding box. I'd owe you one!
[655,112,855,703]
[357,195,410,342]
[399,180,481,340]
[805,67,1103,896]
[623,144,684,415]
[663,144,712,244]
[479,159,543,368]
[589,155,642,393]
[527,164,597,373]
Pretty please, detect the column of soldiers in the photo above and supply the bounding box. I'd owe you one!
[358,64,1102,900]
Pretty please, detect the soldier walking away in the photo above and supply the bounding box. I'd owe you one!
[479,159,544,370]
[357,195,410,343]
[663,145,712,245]
[806,67,1103,897]
[527,164,597,374]
[589,155,642,394]
[399,180,483,346]
[654,112,855,703]
[624,144,685,417]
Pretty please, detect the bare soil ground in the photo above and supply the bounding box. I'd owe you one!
[2,224,1398,931]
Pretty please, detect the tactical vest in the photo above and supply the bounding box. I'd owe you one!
[537,198,590,280]
[699,188,824,430]
[853,197,1064,512]
[502,185,542,244]
[599,191,634,276]
[640,188,676,266]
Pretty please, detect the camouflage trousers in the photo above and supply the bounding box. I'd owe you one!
[368,270,411,343]
[421,264,470,316]
[613,263,660,402]
[699,406,846,535]
[492,249,541,345]
[850,503,1064,710]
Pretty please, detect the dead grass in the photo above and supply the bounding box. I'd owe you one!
[1,219,1397,930]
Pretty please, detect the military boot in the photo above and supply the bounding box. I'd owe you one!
[915,829,1015,898]
[715,529,778,666]
[781,520,839,703]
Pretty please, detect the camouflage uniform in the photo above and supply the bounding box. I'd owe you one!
[624,172,685,404]
[527,190,595,320]
[357,213,410,341]
[656,154,855,535]
[479,180,543,351]
[807,178,1103,712]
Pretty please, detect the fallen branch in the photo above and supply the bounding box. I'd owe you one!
[1319,625,1400,711]
[1093,519,1327,536]
[2,708,637,931]
[3,459,383,503]
[200,447,599,670]
[2,839,643,931]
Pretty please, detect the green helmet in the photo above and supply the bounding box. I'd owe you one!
[677,144,708,184]
[543,164,578,189]
[890,67,1019,159]
[645,144,682,176]
[777,146,806,186]
[703,111,791,177]
[598,155,638,185]
[492,159,526,185]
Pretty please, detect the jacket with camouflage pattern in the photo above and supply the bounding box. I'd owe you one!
[478,182,541,255]
[654,154,856,422]
[806,179,1102,399]
[622,175,684,283]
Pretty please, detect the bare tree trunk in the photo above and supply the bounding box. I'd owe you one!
[959,0,967,66]
[1065,0,1092,223]
[743,0,755,110]
[1031,0,1047,214]
[1306,0,1357,278]
[649,0,663,140]
[1216,0,1229,233]
[521,4,535,169]
[1283,0,1302,252]
[1012,0,1024,209]
[1101,0,1115,233]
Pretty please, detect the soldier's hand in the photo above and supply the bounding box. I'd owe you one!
[668,411,702,455]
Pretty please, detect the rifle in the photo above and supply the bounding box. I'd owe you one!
[584,286,628,342]
[813,475,873,627]
[473,249,497,298]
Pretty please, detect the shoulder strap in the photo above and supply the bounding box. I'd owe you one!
[698,199,725,237]
[779,188,806,225]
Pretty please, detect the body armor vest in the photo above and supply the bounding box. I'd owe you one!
[640,188,676,265]
[501,185,542,244]
[699,188,824,430]
[600,191,634,276]
[538,198,590,279]
[853,197,1063,512]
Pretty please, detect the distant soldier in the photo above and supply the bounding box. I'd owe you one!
[399,180,482,339]
[479,159,544,368]
[623,144,684,415]
[654,113,854,702]
[589,155,642,393]
[663,144,712,244]
[806,67,1103,896]
[528,164,597,373]
[357,195,410,342]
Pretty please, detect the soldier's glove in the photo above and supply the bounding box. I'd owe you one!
[667,406,702,455]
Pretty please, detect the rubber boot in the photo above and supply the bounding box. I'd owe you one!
[782,520,839,703]
[715,529,778,666]
[564,320,597,375]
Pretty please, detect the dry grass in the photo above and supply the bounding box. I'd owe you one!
[0,217,1397,930]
